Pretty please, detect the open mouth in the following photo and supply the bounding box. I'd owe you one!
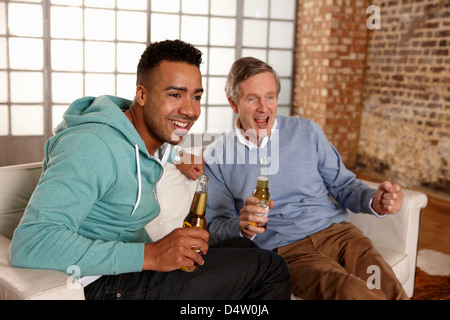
[169,119,189,129]
[169,119,191,138]
[254,116,269,127]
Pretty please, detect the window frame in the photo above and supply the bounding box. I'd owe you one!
[0,0,297,141]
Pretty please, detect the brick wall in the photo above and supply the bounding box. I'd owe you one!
[357,0,449,197]
[292,0,449,198]
[292,0,369,169]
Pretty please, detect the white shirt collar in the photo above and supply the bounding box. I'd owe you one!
[234,117,278,150]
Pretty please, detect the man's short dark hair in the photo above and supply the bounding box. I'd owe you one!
[136,40,203,85]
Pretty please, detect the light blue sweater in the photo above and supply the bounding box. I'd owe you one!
[10,96,169,276]
[204,116,377,251]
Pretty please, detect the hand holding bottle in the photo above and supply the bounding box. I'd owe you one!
[239,196,274,239]
[142,174,210,272]
[142,228,209,272]
[239,157,272,239]
[180,174,209,272]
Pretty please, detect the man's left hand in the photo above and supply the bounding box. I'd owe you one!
[175,153,204,180]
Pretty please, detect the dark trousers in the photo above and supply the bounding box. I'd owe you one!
[84,237,290,300]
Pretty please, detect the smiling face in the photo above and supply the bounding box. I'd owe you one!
[229,71,278,144]
[141,60,203,147]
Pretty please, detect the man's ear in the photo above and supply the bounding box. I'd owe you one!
[135,84,147,107]
[228,97,238,114]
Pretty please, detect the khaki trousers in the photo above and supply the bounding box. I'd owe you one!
[276,222,409,300]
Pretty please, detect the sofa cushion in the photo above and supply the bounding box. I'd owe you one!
[146,146,203,241]
[0,235,84,300]
[375,245,409,285]
[146,163,197,241]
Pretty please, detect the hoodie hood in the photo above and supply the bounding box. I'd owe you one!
[55,95,147,155]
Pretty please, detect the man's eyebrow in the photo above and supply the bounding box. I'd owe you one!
[164,86,187,92]
[164,86,204,94]
[244,90,276,98]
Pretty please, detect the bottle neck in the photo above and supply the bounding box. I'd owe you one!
[195,175,209,194]
[256,176,269,189]
[190,191,207,216]
[258,157,270,180]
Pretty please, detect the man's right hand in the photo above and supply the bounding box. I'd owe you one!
[142,227,209,272]
[239,196,272,239]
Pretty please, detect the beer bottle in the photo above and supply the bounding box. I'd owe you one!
[180,174,209,272]
[251,157,270,230]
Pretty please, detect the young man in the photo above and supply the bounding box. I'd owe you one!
[10,41,290,300]
[204,57,409,300]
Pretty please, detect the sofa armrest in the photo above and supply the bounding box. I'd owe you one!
[347,180,427,253]
[0,235,85,300]
[347,180,428,297]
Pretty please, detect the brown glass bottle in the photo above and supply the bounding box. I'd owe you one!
[250,157,270,230]
[180,174,209,272]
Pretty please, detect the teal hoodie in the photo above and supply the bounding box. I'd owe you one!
[10,95,167,276]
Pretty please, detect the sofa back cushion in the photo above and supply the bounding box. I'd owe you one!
[146,146,203,241]
[0,162,42,239]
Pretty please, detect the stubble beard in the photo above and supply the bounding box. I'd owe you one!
[143,104,185,146]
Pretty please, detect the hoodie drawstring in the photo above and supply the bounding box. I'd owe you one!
[131,144,141,215]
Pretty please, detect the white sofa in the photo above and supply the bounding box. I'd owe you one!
[0,160,427,300]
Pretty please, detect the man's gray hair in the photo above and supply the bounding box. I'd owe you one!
[225,57,281,103]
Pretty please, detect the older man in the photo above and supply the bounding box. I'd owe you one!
[205,57,408,300]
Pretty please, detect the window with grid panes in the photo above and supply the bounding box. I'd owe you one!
[0,0,296,165]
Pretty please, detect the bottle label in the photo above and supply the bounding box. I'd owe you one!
[256,201,269,217]
[183,221,193,228]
